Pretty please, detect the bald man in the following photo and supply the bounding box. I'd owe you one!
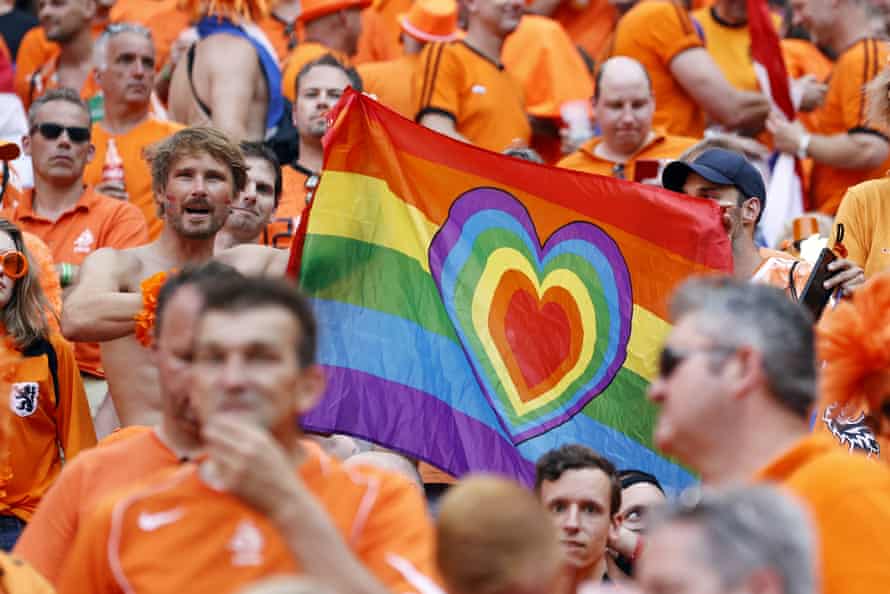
[558,57,697,184]
[437,476,566,594]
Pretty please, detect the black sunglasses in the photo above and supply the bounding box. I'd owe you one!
[658,344,736,379]
[31,123,90,143]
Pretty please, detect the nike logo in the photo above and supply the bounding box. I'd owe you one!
[138,508,184,532]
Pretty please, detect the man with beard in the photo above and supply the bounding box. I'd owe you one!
[662,148,863,298]
[215,142,280,250]
[16,0,99,110]
[83,23,183,240]
[14,262,244,586]
[557,57,696,183]
[412,0,531,152]
[266,55,362,250]
[61,126,289,434]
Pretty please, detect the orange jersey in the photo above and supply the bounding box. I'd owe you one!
[2,187,150,377]
[755,432,890,594]
[260,164,310,250]
[354,0,409,65]
[550,0,617,62]
[557,132,697,180]
[502,15,594,119]
[0,553,55,594]
[16,46,101,111]
[83,117,184,240]
[58,444,439,594]
[110,0,179,24]
[610,0,707,138]
[810,38,890,215]
[1,332,96,522]
[832,176,890,278]
[414,41,531,152]
[751,247,811,300]
[281,42,350,103]
[781,38,833,82]
[14,428,177,585]
[13,27,55,104]
[358,54,419,118]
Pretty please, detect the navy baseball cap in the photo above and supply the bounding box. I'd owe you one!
[662,148,766,208]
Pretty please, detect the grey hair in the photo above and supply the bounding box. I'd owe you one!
[93,22,153,71]
[652,485,816,594]
[27,88,90,128]
[669,276,816,418]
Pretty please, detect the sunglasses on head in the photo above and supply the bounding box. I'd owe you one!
[658,344,736,379]
[0,250,28,279]
[31,123,91,143]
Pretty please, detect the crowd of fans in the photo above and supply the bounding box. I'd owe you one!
[0,0,889,592]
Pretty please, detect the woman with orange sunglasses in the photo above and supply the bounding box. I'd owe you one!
[0,219,96,551]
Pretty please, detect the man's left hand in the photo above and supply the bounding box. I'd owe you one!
[823,258,866,294]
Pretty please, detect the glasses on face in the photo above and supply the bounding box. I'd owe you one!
[30,123,91,143]
[0,250,28,279]
[658,344,736,379]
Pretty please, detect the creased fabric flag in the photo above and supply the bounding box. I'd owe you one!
[289,89,732,491]
[748,0,805,247]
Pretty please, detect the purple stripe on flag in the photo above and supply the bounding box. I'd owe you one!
[302,365,537,485]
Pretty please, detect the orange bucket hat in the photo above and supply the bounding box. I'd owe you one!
[298,0,373,22]
[399,0,463,42]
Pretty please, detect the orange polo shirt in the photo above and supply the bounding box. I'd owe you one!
[83,117,184,240]
[58,443,439,594]
[281,42,350,102]
[755,432,890,594]
[0,553,55,594]
[261,164,311,250]
[810,38,890,215]
[610,0,707,138]
[2,187,150,377]
[557,133,697,181]
[14,427,177,585]
[550,0,617,62]
[1,332,96,523]
[502,15,594,119]
[414,41,531,152]
[354,0,410,65]
[358,54,419,118]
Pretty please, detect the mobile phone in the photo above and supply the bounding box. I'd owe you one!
[799,247,838,318]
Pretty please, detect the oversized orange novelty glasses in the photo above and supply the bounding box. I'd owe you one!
[0,250,28,279]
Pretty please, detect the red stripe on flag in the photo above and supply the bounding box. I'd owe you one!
[747,0,794,119]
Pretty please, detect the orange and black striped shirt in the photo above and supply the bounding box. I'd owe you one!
[413,41,531,153]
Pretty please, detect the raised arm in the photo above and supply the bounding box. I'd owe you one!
[61,248,142,342]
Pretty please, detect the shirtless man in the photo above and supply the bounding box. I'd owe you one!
[167,1,284,141]
[61,126,288,431]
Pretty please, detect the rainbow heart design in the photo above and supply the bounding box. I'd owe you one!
[429,188,633,444]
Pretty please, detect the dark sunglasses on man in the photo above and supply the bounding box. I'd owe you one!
[30,123,91,143]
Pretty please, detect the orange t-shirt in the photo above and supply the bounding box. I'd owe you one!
[16,46,101,111]
[831,176,890,278]
[550,0,617,62]
[414,41,531,152]
[751,247,811,300]
[260,164,310,250]
[144,7,192,73]
[83,117,184,240]
[110,0,179,24]
[755,432,890,594]
[609,0,707,138]
[13,428,177,585]
[281,42,350,102]
[0,553,55,594]
[358,54,419,119]
[502,15,594,119]
[2,187,150,377]
[556,132,697,180]
[353,0,409,65]
[1,332,96,522]
[810,38,890,215]
[57,444,439,594]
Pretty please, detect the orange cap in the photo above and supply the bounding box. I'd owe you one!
[298,0,373,22]
[398,0,463,42]
[792,215,820,242]
[0,142,19,162]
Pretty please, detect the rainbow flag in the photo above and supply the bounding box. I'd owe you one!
[290,90,731,490]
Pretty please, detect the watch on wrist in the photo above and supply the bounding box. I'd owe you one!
[797,133,812,159]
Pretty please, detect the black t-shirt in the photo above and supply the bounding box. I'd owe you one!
[0,8,38,63]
